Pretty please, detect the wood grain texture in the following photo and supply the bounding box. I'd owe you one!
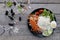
[0,0,60,3]
[0,3,60,40]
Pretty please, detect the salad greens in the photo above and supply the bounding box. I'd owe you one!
[41,9,55,21]
[42,27,53,36]
[42,29,53,36]
[17,6,22,12]
[6,1,12,7]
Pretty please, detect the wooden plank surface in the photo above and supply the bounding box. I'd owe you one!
[0,0,60,3]
[0,4,60,40]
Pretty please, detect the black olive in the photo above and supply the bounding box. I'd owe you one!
[19,17,21,21]
[20,4,24,8]
[13,2,16,6]
[8,23,14,26]
[5,11,9,16]
[11,9,13,13]
[8,16,14,20]
[11,12,15,17]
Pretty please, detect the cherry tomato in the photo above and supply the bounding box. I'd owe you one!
[35,12,40,15]
[39,10,43,14]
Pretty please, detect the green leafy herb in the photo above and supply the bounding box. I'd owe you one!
[6,1,12,7]
[17,6,22,12]
[41,9,55,21]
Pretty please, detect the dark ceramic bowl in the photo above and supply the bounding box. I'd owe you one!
[27,8,57,37]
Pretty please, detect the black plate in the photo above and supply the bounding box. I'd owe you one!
[27,8,57,37]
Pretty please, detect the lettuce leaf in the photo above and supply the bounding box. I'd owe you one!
[41,9,55,21]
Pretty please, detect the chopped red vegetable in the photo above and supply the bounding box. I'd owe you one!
[39,10,43,14]
[35,12,40,15]
[29,18,41,33]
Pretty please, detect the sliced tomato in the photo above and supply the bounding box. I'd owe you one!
[39,10,43,13]
[35,12,40,15]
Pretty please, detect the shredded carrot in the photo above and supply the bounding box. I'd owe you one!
[29,18,41,33]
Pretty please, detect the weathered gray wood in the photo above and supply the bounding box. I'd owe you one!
[0,0,60,3]
[48,0,60,3]
[0,3,60,40]
[31,0,60,3]
[0,4,60,14]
